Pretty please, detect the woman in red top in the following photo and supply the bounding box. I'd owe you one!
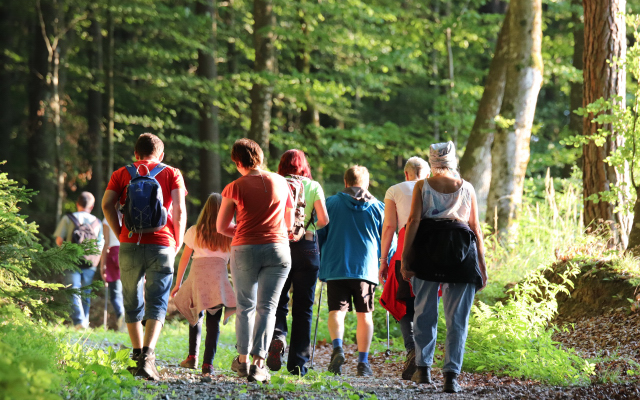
[217,138,294,383]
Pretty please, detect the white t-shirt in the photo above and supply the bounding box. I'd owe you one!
[103,218,120,248]
[384,181,418,228]
[183,225,230,262]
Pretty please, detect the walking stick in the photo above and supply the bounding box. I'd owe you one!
[385,311,391,356]
[309,280,324,369]
[104,282,109,331]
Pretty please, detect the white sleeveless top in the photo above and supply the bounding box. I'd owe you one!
[421,179,474,223]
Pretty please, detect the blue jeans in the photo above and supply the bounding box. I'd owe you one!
[119,243,175,324]
[411,278,475,374]
[106,279,124,317]
[65,267,97,326]
[231,242,292,359]
[273,236,320,375]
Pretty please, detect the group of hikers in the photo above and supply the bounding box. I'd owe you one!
[55,133,487,394]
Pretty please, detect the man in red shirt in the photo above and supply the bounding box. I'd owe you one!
[102,133,187,380]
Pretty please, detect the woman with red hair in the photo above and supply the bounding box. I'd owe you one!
[266,149,330,376]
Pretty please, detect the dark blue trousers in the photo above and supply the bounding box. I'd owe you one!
[273,236,320,376]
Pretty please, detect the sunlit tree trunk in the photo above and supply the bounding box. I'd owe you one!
[459,6,510,217]
[486,0,543,234]
[248,0,275,157]
[197,0,221,203]
[582,0,630,248]
[87,12,103,217]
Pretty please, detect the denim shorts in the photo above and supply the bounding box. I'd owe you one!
[119,243,175,324]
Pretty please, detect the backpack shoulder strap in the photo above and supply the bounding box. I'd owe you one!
[148,163,167,178]
[125,164,138,179]
[66,212,81,228]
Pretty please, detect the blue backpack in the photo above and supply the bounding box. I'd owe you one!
[121,163,168,236]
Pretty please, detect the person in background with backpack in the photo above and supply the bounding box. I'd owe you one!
[54,191,104,330]
[102,133,187,381]
[217,138,294,383]
[266,149,330,376]
[317,165,388,377]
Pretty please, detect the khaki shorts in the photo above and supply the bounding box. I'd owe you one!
[327,279,376,313]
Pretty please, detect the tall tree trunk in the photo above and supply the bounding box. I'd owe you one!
[0,3,13,163]
[486,0,543,234]
[106,1,115,178]
[563,0,584,177]
[628,187,640,254]
[197,0,221,203]
[445,27,457,146]
[87,13,103,216]
[223,0,237,75]
[248,0,275,157]
[28,4,55,230]
[459,6,510,217]
[582,0,630,248]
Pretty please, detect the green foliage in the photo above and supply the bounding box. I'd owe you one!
[464,264,595,385]
[0,167,87,322]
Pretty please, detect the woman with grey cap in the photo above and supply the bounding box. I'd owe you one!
[400,141,487,393]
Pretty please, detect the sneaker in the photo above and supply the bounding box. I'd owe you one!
[266,338,286,371]
[247,364,270,383]
[180,355,197,369]
[135,349,161,381]
[401,348,417,380]
[327,347,345,375]
[116,314,127,332]
[231,356,250,378]
[201,363,214,375]
[443,371,462,393]
[411,366,432,384]
[356,362,373,377]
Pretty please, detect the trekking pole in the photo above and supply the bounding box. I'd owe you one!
[309,280,324,369]
[104,282,109,331]
[385,311,391,356]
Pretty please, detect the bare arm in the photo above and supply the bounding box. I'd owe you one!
[170,245,193,298]
[313,198,330,230]
[379,199,398,284]
[55,236,64,246]
[217,197,237,238]
[468,190,488,290]
[171,188,187,251]
[401,180,424,281]
[284,206,295,232]
[102,190,122,238]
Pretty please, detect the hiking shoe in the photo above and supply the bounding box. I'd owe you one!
[401,348,417,380]
[356,362,373,377]
[126,351,142,375]
[135,349,160,381]
[201,363,214,375]
[248,364,271,383]
[327,347,345,375]
[180,355,197,369]
[411,366,432,384]
[231,356,250,378]
[443,371,462,393]
[266,338,286,371]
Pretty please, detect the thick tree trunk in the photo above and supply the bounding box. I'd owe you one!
[486,0,543,234]
[106,2,115,178]
[628,188,640,254]
[87,15,103,216]
[223,0,237,75]
[197,0,221,203]
[582,0,630,248]
[248,0,275,157]
[459,6,510,217]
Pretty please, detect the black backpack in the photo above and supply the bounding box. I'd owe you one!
[66,213,101,268]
